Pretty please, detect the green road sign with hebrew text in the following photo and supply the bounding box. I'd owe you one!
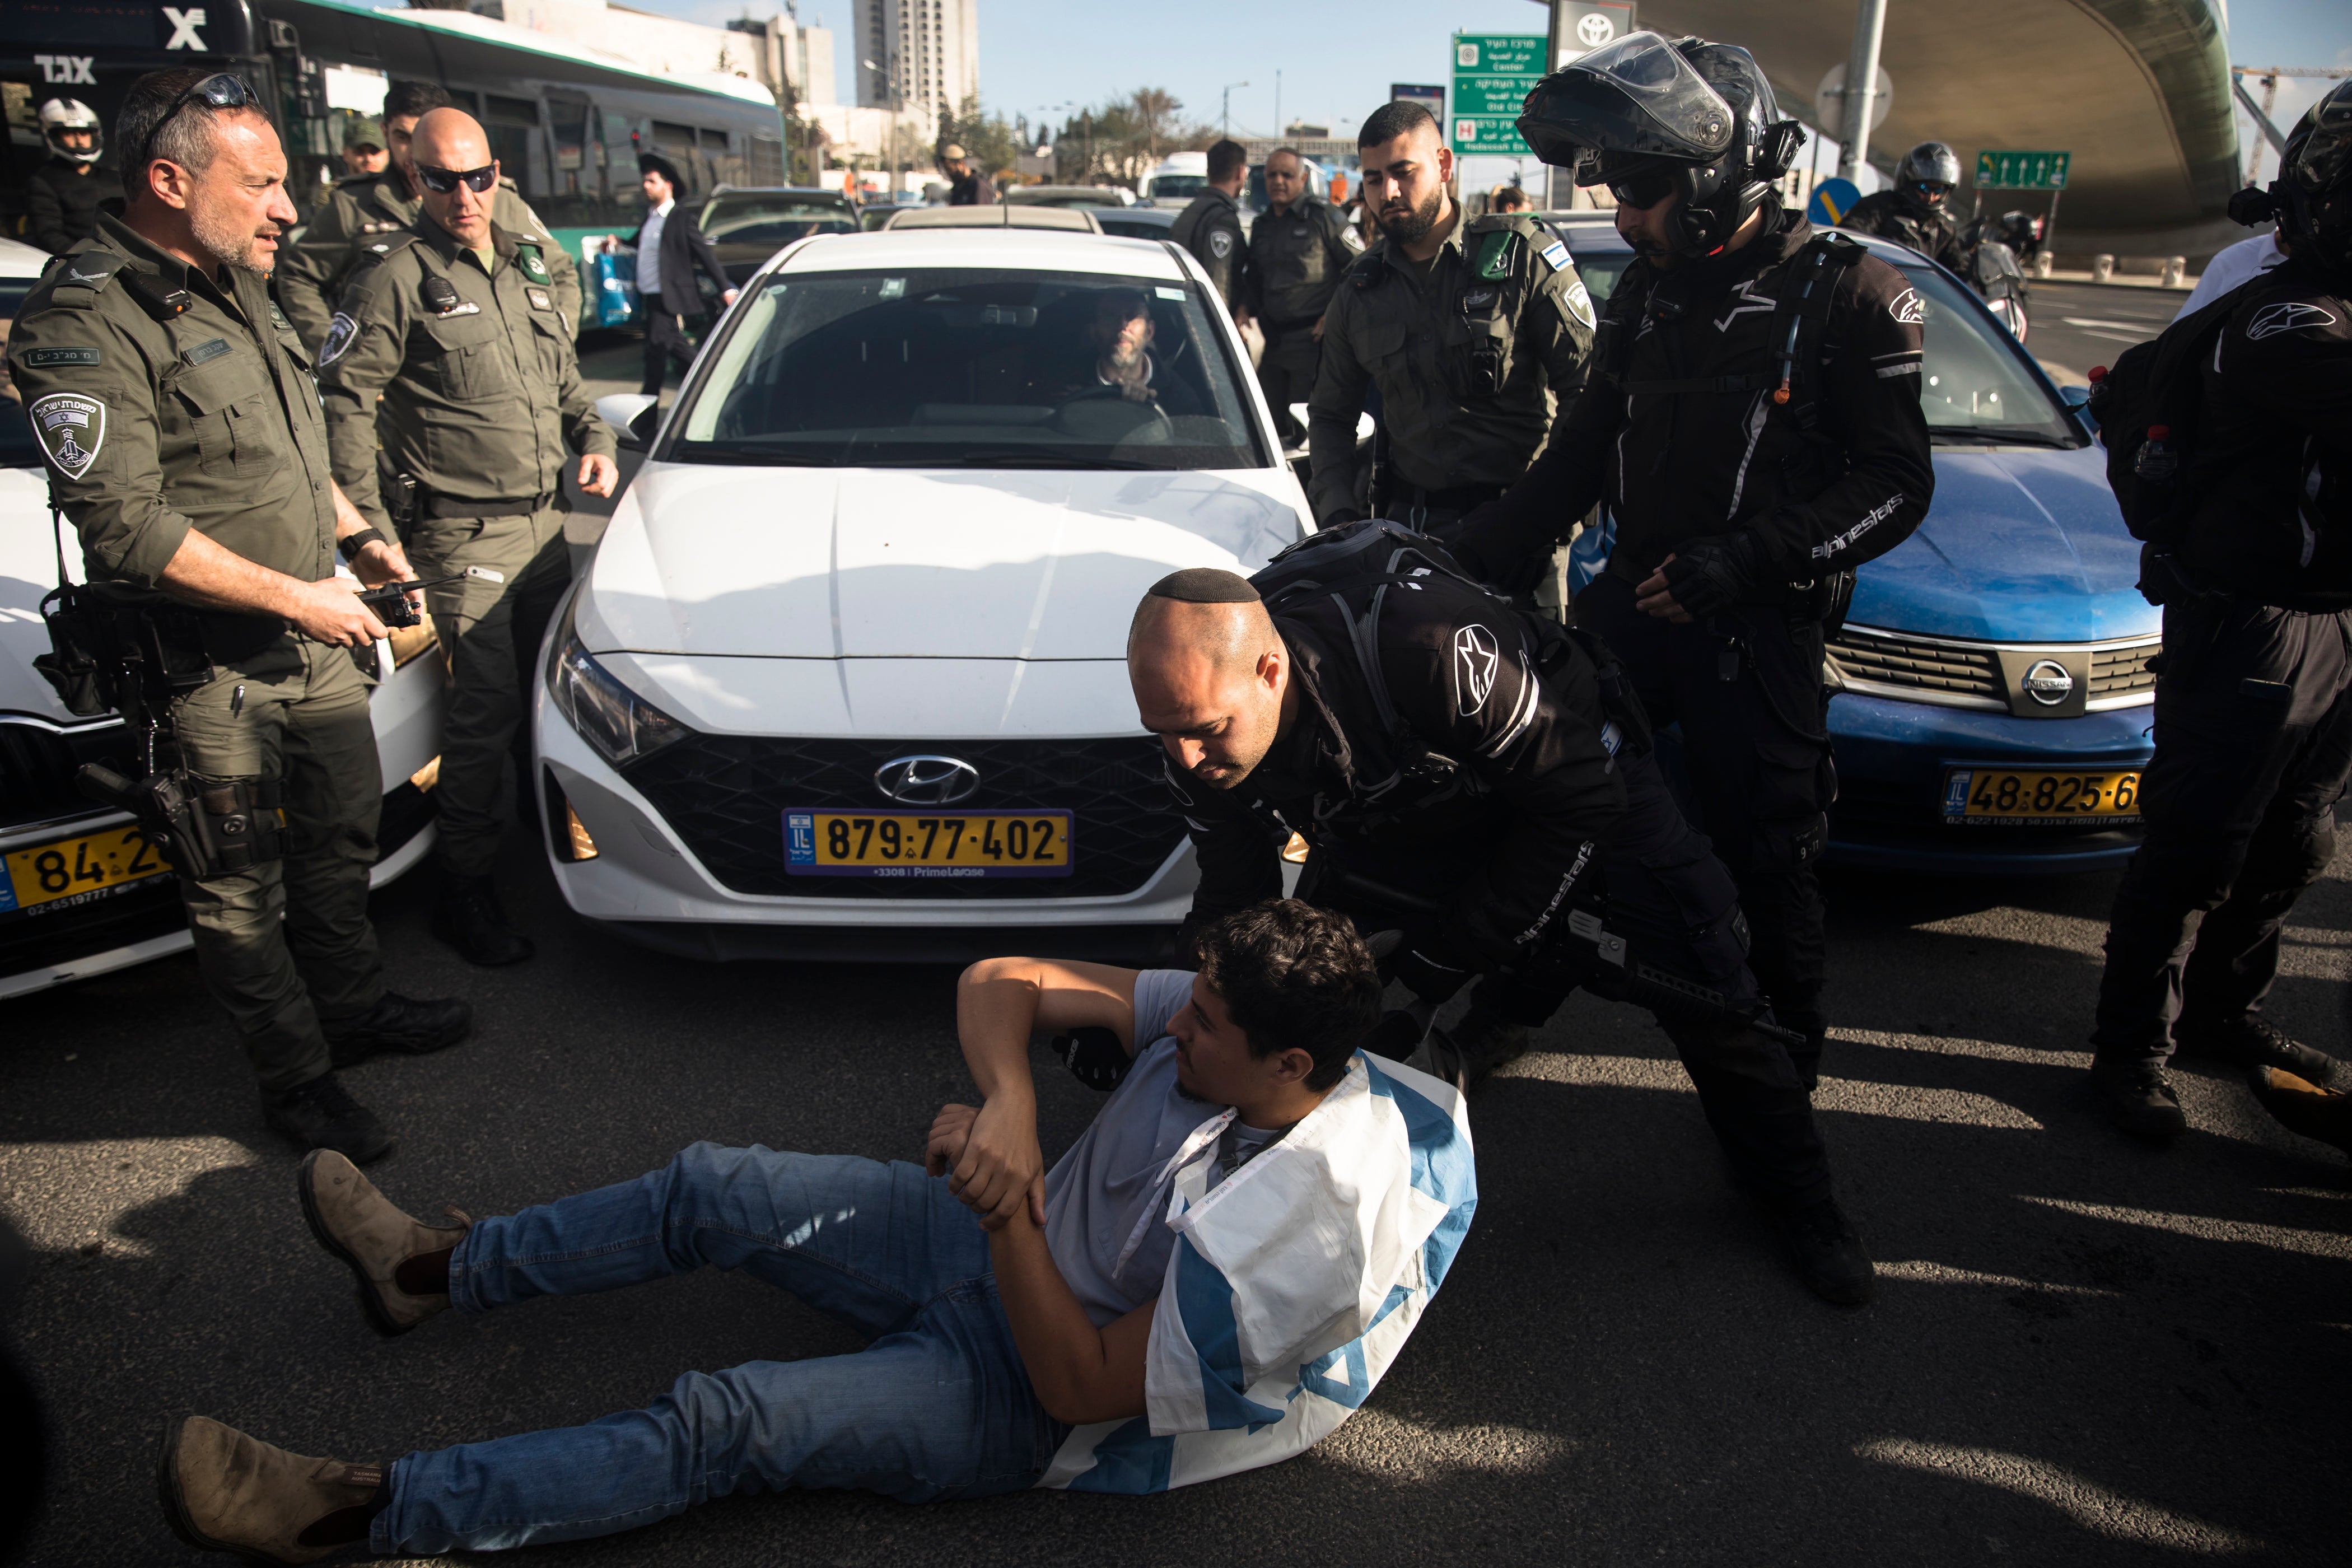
[1450,33,1544,158]
[1975,150,2070,190]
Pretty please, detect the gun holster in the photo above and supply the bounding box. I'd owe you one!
[377,451,421,535]
[34,580,211,719]
[73,765,287,880]
[1496,892,1805,1048]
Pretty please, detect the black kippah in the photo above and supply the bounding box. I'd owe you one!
[1147,568,1261,604]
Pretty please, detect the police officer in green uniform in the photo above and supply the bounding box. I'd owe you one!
[7,69,471,1164]
[276,80,582,353]
[1170,138,1250,320]
[318,108,618,965]
[1307,100,1595,533]
[1245,146,1359,448]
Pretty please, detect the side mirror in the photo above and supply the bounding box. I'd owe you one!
[2058,384,2097,433]
[596,392,659,451]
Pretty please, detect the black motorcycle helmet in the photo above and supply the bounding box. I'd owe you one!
[1894,142,1962,206]
[1515,31,1802,258]
[2279,80,2352,277]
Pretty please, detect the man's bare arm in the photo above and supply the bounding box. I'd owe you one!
[988,1206,1153,1425]
[157,530,387,647]
[950,958,1137,1229]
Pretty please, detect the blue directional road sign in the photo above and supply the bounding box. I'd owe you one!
[1807,176,1861,226]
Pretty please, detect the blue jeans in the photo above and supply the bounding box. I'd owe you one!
[372,1144,1069,1555]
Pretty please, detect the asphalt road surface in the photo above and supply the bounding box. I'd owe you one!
[10,296,2349,1567]
[2027,280,2192,388]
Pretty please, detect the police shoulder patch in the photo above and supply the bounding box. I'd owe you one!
[55,250,124,293]
[1562,276,1595,329]
[1208,227,1234,260]
[319,312,359,366]
[29,391,106,480]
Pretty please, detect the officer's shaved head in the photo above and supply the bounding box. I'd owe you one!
[1130,571,1292,791]
[410,109,496,248]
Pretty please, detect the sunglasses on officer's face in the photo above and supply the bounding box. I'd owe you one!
[1913,181,1953,199]
[416,164,497,195]
[137,72,256,173]
[1607,169,1678,209]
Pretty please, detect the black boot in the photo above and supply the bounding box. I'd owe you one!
[2088,1059,2188,1140]
[326,992,473,1070]
[263,1075,396,1164]
[1450,1002,1533,1086]
[1774,1198,1874,1306]
[431,874,535,967]
[2174,1015,2340,1086]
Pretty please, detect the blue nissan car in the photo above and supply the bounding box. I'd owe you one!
[1551,218,2153,875]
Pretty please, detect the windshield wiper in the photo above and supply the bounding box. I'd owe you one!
[674,442,844,466]
[846,447,1156,470]
[1929,426,2078,450]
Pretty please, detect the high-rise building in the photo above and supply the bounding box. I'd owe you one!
[851,0,977,129]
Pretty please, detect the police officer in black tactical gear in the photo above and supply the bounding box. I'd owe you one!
[1451,32,1935,1093]
[1128,549,1876,1306]
[1172,139,1249,320]
[1245,146,1360,447]
[1841,141,1970,273]
[2083,83,2352,1139]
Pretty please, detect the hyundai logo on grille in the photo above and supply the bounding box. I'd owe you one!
[2021,659,2075,706]
[874,755,981,805]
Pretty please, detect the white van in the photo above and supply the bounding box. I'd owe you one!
[1139,151,1209,207]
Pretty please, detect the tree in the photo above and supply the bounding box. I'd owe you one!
[936,95,1019,180]
[1051,88,1214,186]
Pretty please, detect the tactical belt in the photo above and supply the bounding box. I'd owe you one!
[1260,314,1322,334]
[1392,481,1505,514]
[424,492,556,520]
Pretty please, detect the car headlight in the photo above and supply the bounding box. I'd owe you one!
[544,595,688,768]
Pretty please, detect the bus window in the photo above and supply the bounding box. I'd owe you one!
[484,94,544,197]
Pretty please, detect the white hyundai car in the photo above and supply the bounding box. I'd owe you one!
[538,227,1313,959]
[1,235,444,1000]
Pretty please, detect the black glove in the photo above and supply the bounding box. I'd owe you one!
[1658,531,1765,619]
[1392,935,1474,1006]
[1054,1026,1132,1092]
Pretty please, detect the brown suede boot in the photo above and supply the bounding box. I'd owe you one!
[2249,1066,2352,1158]
[297,1150,469,1337]
[157,1416,382,1564]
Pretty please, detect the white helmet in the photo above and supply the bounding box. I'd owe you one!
[40,98,103,164]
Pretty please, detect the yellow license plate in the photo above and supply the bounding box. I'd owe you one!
[783,810,1074,880]
[3,823,173,914]
[1942,768,2143,825]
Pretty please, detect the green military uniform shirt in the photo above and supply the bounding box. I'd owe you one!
[317,216,614,618]
[8,213,338,612]
[278,169,582,352]
[1306,211,1597,526]
[1247,195,1360,328]
[1171,187,1248,315]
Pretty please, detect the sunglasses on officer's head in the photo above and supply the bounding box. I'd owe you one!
[137,72,257,172]
[416,164,497,195]
[1607,169,1678,209]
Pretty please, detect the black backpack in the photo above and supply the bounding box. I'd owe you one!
[2087,278,2262,543]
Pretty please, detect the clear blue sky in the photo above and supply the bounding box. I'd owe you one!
[659,0,2348,185]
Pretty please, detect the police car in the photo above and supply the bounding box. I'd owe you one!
[535,225,1310,958]
[0,236,445,998]
[1553,218,2159,874]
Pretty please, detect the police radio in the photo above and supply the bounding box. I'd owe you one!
[357,566,505,628]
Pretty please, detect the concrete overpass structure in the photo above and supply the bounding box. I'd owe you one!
[1632,0,2244,263]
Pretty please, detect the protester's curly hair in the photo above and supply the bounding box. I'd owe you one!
[1194,900,1383,1090]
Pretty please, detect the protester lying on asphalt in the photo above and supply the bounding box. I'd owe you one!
[157,900,1477,1559]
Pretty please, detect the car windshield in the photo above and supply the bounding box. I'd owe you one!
[1149,175,1207,202]
[673,267,1266,470]
[701,195,857,249]
[0,281,35,468]
[1568,236,2077,448]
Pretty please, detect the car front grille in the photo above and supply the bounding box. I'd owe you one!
[1,716,139,835]
[2088,642,2160,703]
[622,734,1186,900]
[1826,629,2006,710]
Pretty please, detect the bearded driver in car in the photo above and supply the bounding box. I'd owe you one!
[157,901,1475,1560]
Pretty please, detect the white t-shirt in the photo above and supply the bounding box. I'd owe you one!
[2174,233,2285,321]
[635,197,674,298]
